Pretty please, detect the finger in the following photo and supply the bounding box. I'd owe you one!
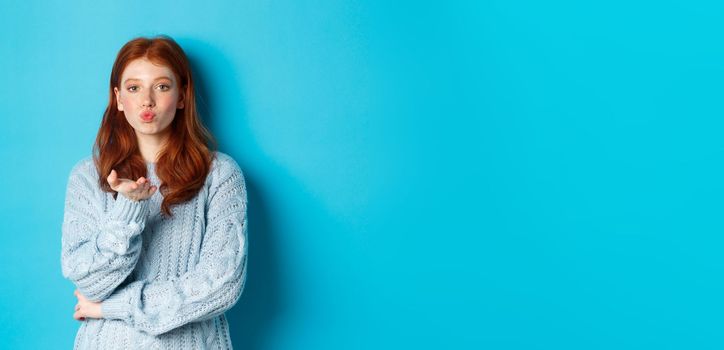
[144,187,154,197]
[74,289,78,297]
[107,169,119,187]
[137,177,146,184]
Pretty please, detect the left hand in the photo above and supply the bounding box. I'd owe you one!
[73,289,102,321]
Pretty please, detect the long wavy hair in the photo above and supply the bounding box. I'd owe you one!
[93,35,216,217]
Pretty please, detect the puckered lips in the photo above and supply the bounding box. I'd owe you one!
[140,110,156,122]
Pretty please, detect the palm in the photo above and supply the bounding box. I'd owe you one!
[107,169,157,201]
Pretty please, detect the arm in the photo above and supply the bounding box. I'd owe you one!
[61,159,150,301]
[100,159,248,336]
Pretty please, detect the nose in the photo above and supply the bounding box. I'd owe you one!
[142,91,155,108]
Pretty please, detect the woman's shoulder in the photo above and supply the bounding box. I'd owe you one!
[210,151,243,176]
[207,151,246,192]
[65,156,102,196]
[68,155,97,180]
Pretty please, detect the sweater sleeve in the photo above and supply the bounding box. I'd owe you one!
[100,158,248,336]
[61,159,150,302]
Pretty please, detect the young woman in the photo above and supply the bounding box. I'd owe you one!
[61,35,248,349]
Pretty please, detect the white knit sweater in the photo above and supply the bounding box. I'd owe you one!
[61,151,248,349]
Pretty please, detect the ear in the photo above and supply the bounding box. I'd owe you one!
[114,87,123,111]
[177,91,185,109]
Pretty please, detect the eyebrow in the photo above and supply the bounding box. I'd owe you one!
[123,76,173,85]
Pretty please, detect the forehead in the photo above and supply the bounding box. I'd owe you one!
[121,58,176,82]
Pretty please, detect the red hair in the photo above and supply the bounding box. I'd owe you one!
[93,35,217,217]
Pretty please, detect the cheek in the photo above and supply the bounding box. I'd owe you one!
[119,95,133,108]
[159,94,179,107]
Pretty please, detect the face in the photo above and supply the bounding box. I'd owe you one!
[114,58,184,140]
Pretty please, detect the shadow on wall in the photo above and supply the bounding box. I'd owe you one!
[183,37,283,350]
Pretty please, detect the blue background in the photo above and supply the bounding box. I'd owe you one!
[1,0,722,349]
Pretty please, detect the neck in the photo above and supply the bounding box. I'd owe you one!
[136,131,169,163]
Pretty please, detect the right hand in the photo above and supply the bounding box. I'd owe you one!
[107,169,157,202]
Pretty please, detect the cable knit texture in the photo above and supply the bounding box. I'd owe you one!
[61,151,248,349]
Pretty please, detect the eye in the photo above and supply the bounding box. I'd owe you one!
[157,84,170,91]
[127,85,138,92]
